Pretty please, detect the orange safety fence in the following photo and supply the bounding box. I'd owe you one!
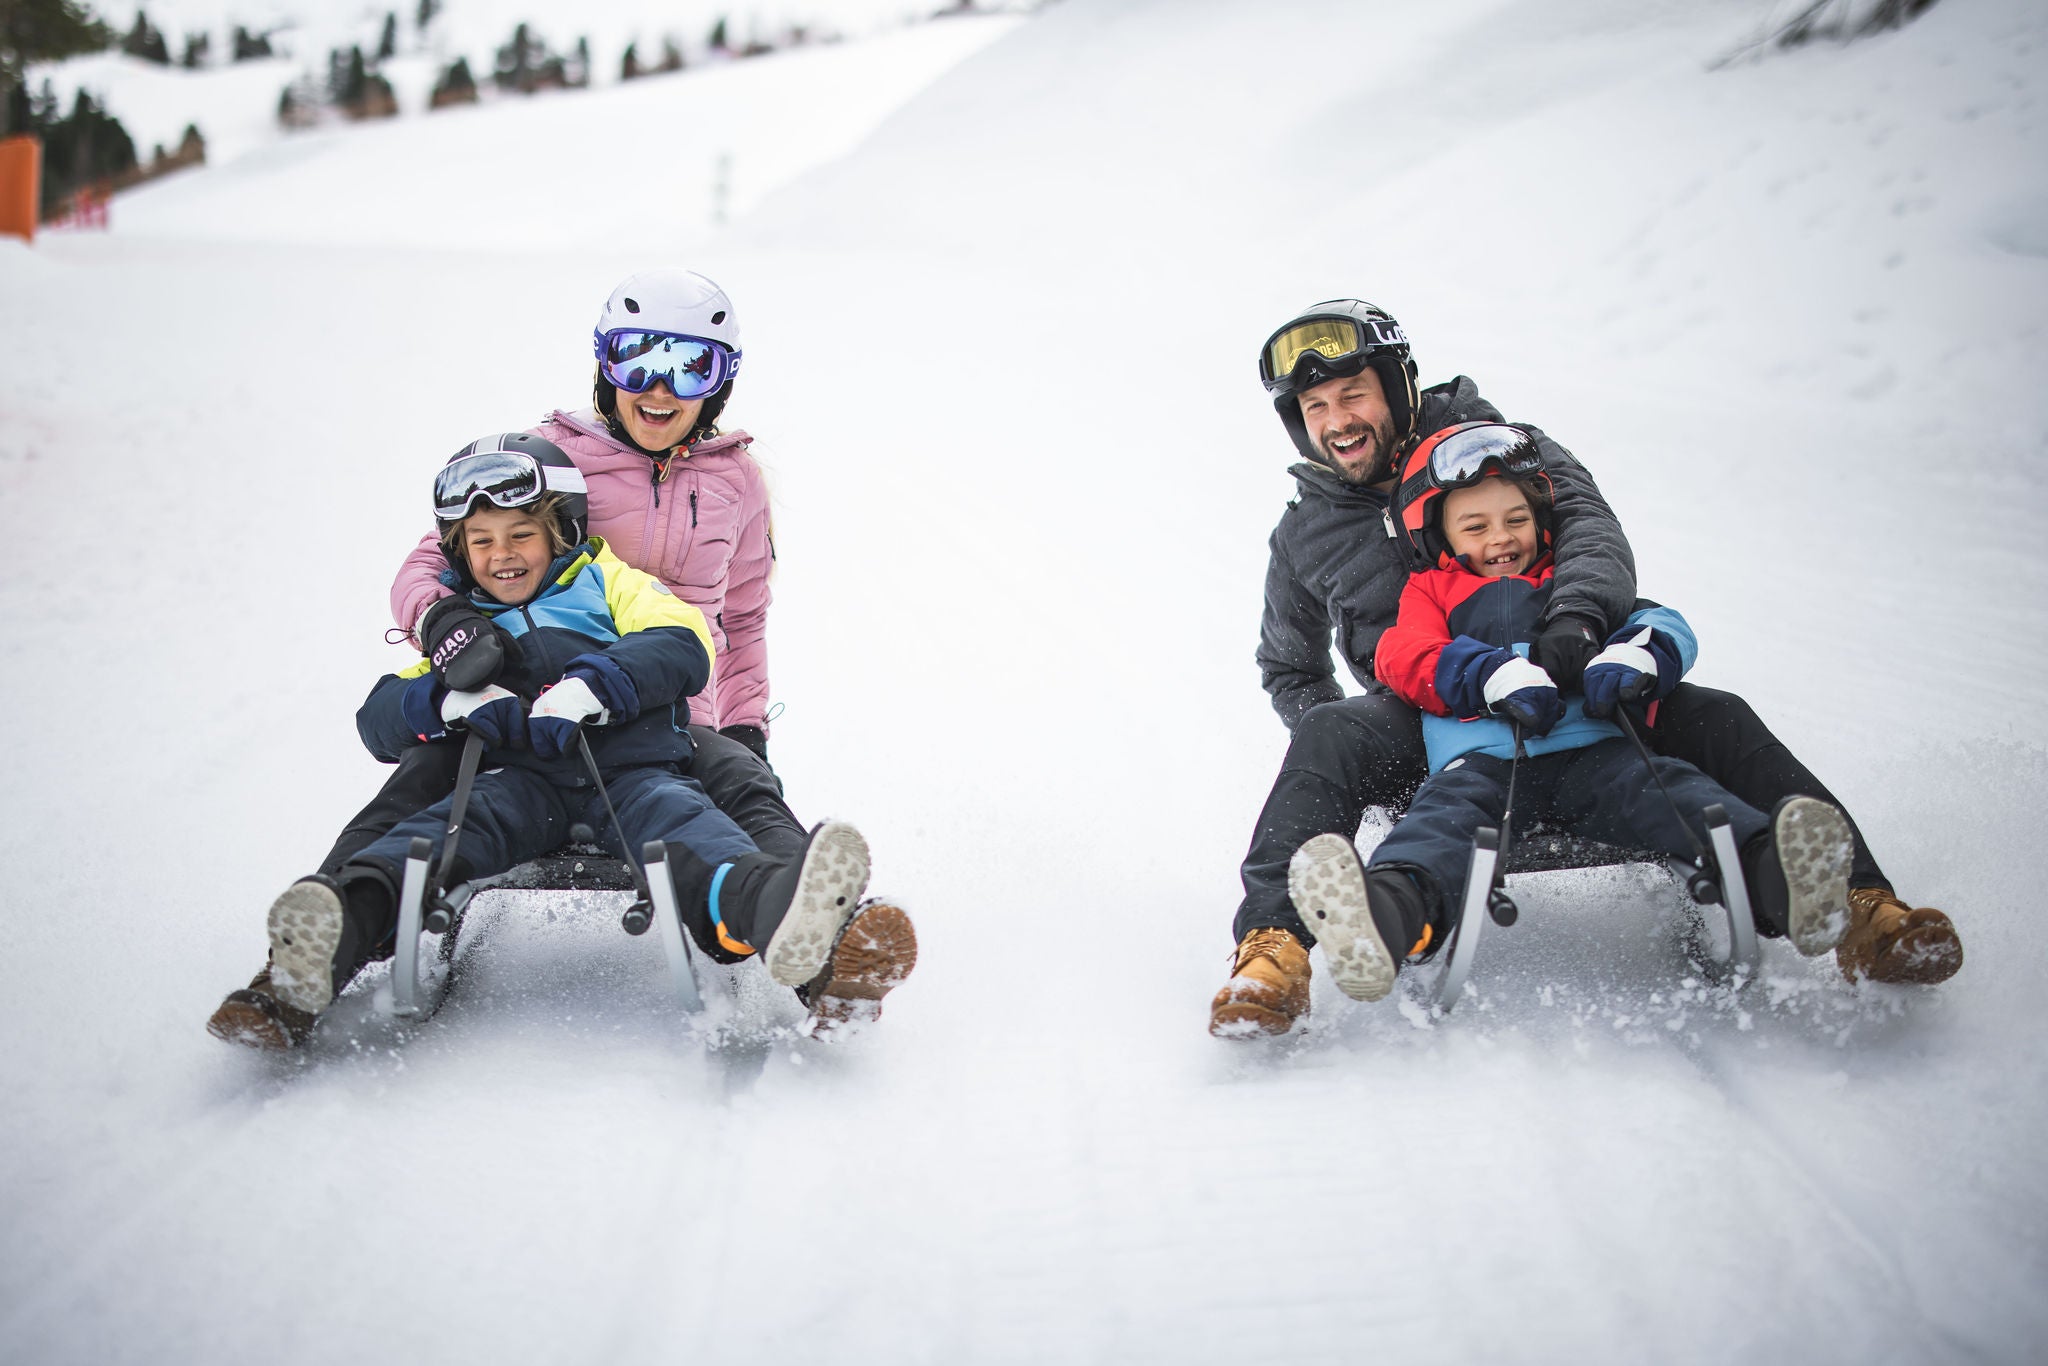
[0,135,41,243]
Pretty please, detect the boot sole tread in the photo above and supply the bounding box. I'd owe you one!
[763,823,871,986]
[1774,799,1853,957]
[205,993,302,1050]
[1289,834,1397,1003]
[267,882,345,1014]
[810,901,918,1004]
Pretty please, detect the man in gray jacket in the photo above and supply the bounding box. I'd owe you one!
[1209,300,1962,1037]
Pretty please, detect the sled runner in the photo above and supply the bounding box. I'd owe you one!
[1398,712,1761,1014]
[1411,805,1759,1014]
[387,732,708,1021]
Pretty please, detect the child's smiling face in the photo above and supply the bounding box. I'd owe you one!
[462,505,556,604]
[1442,477,1538,576]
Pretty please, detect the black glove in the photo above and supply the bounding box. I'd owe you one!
[418,595,506,692]
[1529,614,1603,691]
[718,724,770,764]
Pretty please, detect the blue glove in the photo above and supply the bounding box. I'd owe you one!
[442,684,528,750]
[528,673,609,760]
[1435,636,1563,737]
[1582,625,1683,719]
[1482,655,1563,737]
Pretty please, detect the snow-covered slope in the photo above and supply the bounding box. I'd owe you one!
[3,1,2045,1362]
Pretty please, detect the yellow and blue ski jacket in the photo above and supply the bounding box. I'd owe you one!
[357,538,716,777]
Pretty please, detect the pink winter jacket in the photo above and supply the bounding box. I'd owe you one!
[391,409,775,733]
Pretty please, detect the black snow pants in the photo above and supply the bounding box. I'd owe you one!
[1233,682,1889,945]
[319,723,807,874]
[1367,741,1770,929]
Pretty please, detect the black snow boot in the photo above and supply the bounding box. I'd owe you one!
[711,821,872,986]
[266,872,396,1016]
[1741,796,1853,957]
[1287,834,1435,1003]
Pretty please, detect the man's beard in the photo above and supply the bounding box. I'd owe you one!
[1319,417,1397,485]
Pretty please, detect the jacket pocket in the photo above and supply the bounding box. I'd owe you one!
[669,482,738,591]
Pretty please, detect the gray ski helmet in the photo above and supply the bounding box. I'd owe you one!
[591,268,742,449]
[433,431,590,548]
[1258,300,1420,470]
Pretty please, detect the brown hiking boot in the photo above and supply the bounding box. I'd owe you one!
[1209,926,1311,1038]
[801,899,918,1038]
[206,962,318,1051]
[1837,888,1962,985]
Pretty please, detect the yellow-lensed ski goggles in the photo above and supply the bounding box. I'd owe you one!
[1259,314,1408,391]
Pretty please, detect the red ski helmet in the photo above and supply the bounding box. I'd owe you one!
[1393,421,1554,570]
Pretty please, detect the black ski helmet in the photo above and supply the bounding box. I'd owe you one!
[433,431,590,552]
[591,268,742,453]
[1258,299,1421,475]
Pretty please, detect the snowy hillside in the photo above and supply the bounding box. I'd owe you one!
[3,1,2046,1362]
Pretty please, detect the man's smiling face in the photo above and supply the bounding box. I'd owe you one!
[1296,366,1396,485]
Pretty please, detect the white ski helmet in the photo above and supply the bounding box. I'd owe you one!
[591,268,743,450]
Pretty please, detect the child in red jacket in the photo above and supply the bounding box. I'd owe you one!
[1287,423,1856,1004]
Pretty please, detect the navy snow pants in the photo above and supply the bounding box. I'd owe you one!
[320,725,806,875]
[344,762,757,903]
[1367,741,1770,926]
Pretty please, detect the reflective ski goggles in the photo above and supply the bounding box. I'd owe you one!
[594,329,733,398]
[1423,422,1542,489]
[433,450,585,522]
[1259,314,1407,387]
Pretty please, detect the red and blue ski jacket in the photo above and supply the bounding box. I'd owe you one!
[1375,554,1696,772]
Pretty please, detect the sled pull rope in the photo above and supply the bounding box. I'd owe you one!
[435,732,487,892]
[573,732,658,930]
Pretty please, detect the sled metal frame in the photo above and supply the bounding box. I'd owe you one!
[1411,802,1760,1014]
[389,838,706,1020]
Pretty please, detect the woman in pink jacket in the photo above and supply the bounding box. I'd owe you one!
[207,269,916,1049]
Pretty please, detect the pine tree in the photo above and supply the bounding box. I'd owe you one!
[1,0,112,136]
[180,32,209,69]
[708,17,729,52]
[123,10,170,64]
[495,22,534,92]
[429,55,477,108]
[330,45,368,108]
[620,41,640,82]
[39,87,136,216]
[377,13,398,62]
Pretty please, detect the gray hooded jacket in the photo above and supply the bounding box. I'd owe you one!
[1257,375,1637,728]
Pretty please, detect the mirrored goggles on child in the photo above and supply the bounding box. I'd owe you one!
[1425,423,1543,489]
[434,450,547,522]
[594,329,732,398]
